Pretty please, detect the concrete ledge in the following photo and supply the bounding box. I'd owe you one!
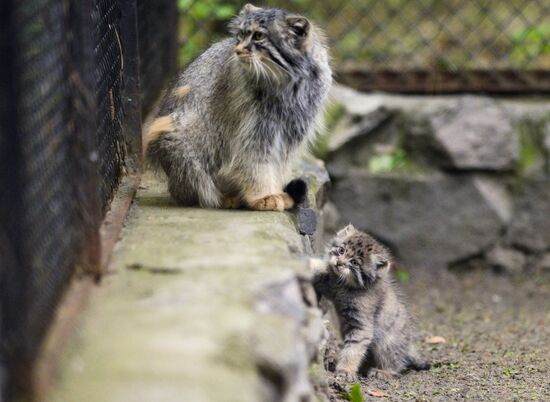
[49,170,326,402]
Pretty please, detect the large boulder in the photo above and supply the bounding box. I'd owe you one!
[405,96,519,171]
[331,172,508,269]
[326,85,550,271]
[507,179,550,252]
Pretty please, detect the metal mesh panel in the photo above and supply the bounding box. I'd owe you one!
[0,0,158,398]
[137,0,178,113]
[177,0,550,93]
[0,0,98,398]
[94,0,126,207]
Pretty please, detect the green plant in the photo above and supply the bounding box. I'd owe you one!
[177,0,240,65]
[341,383,364,402]
[511,23,550,67]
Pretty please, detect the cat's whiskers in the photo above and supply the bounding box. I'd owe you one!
[257,59,276,89]
[251,56,261,84]
[263,57,291,79]
[259,59,281,87]
[225,53,239,68]
[336,271,346,285]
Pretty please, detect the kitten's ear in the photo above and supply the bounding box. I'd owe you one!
[286,15,310,37]
[372,256,391,275]
[239,3,260,16]
[336,224,356,238]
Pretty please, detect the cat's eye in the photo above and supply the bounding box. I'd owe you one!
[350,259,359,267]
[253,31,265,41]
[337,247,345,256]
[375,260,387,269]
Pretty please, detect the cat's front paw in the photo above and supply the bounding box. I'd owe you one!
[369,368,397,380]
[250,193,293,211]
[335,369,358,383]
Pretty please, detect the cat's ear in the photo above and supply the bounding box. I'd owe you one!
[239,3,260,16]
[336,224,356,238]
[373,255,391,273]
[286,15,310,37]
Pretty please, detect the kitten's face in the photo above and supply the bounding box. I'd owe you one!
[328,225,392,289]
[228,4,312,82]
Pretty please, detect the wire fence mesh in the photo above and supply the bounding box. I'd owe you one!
[0,0,176,399]
[0,1,99,398]
[94,0,126,206]
[177,0,550,92]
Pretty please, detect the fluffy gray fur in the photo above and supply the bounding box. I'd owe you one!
[147,4,331,210]
[311,225,429,381]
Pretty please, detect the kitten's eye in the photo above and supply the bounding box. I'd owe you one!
[350,259,359,267]
[337,247,345,256]
[253,31,265,41]
[375,260,387,269]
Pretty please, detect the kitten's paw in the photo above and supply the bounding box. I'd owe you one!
[369,368,397,380]
[222,196,242,209]
[335,369,358,383]
[250,193,294,211]
[308,258,327,273]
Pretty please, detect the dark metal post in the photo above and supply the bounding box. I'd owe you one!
[120,0,144,170]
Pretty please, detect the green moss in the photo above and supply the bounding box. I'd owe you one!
[367,148,423,175]
[518,119,549,177]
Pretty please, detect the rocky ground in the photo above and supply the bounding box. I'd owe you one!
[319,268,550,401]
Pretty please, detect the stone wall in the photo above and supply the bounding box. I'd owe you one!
[326,85,550,273]
[48,163,332,402]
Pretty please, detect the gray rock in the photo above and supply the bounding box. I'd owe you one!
[406,96,518,171]
[321,201,341,235]
[296,208,318,236]
[536,253,550,273]
[473,176,513,225]
[486,245,526,274]
[507,179,550,252]
[330,172,506,269]
[327,114,404,178]
[297,159,331,209]
[255,276,314,402]
[328,106,393,152]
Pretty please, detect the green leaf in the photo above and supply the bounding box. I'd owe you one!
[215,5,237,19]
[349,383,364,402]
[368,154,395,173]
[177,0,194,11]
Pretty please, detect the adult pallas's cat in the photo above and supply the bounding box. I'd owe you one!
[146,4,331,210]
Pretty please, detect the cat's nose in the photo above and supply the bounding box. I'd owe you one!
[234,45,247,55]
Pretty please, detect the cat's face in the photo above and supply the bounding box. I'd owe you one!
[328,225,392,289]
[228,4,312,82]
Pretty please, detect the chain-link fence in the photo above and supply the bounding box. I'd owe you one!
[0,1,176,400]
[177,0,550,93]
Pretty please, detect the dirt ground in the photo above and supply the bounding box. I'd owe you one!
[321,268,550,401]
